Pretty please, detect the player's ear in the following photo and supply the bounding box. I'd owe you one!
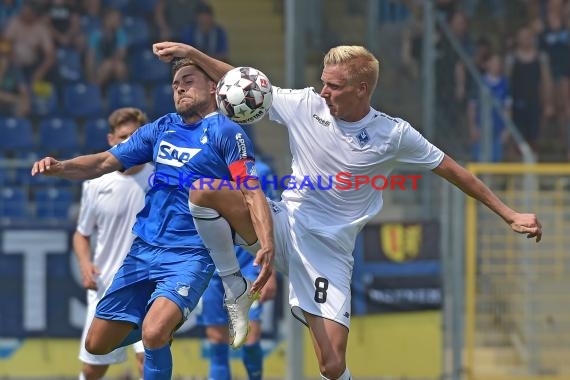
[357,81,368,98]
[209,80,217,94]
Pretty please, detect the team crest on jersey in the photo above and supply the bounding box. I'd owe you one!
[200,128,208,144]
[156,140,201,167]
[356,128,370,147]
[245,160,257,176]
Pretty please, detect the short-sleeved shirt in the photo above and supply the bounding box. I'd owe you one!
[109,112,256,248]
[268,87,445,253]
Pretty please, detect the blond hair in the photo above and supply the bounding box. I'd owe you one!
[323,45,380,96]
[108,107,148,133]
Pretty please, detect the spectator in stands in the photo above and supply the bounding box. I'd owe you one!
[79,0,102,36]
[0,0,21,32]
[85,7,128,88]
[2,0,56,84]
[538,7,570,157]
[506,26,553,154]
[467,53,512,162]
[154,0,203,40]
[0,38,30,117]
[179,2,229,62]
[434,10,472,160]
[47,0,85,53]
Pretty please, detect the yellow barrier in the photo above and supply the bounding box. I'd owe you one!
[465,163,570,380]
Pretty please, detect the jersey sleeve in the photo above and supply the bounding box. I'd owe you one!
[76,180,97,237]
[215,121,257,181]
[108,122,156,170]
[268,86,313,126]
[394,122,445,170]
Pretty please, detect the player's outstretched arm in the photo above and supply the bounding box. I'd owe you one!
[240,178,275,293]
[432,155,542,242]
[152,41,234,82]
[31,151,123,180]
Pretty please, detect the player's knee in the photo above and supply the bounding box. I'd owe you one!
[142,324,171,349]
[319,357,346,380]
[84,336,111,356]
[82,363,108,380]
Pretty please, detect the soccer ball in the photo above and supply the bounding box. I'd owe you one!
[216,67,273,124]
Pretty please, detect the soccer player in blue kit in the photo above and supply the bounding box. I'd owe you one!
[31,58,275,379]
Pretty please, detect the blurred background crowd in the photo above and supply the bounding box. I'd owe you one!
[1,0,570,222]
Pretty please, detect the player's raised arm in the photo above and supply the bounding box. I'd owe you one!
[31,151,122,180]
[152,41,233,82]
[432,155,542,242]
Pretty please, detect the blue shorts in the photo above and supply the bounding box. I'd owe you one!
[96,238,215,329]
[198,252,262,326]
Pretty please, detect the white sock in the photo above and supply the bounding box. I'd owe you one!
[189,201,245,299]
[79,373,86,380]
[320,367,351,380]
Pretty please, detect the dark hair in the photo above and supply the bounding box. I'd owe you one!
[108,107,148,133]
[171,57,214,81]
[196,2,214,15]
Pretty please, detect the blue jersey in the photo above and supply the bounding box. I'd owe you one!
[109,112,256,248]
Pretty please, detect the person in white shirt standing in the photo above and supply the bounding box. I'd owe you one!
[73,107,154,380]
[152,42,543,380]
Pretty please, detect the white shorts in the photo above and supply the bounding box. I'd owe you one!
[241,199,353,329]
[79,289,145,365]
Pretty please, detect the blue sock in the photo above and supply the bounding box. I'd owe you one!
[144,345,172,380]
[242,342,263,380]
[209,342,230,380]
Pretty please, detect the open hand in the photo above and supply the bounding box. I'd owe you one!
[251,245,274,294]
[31,157,63,176]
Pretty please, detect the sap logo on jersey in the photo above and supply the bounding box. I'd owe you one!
[156,140,201,167]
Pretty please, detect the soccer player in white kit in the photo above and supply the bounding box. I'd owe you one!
[73,107,153,380]
[152,42,543,380]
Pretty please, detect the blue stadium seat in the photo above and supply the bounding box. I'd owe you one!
[127,0,158,15]
[103,0,130,10]
[123,16,150,48]
[0,117,34,152]
[0,187,28,220]
[34,187,74,220]
[63,83,103,118]
[31,81,59,117]
[129,50,170,84]
[56,47,83,83]
[107,82,147,112]
[84,118,111,153]
[150,84,175,119]
[39,117,80,152]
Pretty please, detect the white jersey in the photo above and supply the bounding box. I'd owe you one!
[268,87,444,253]
[76,165,154,294]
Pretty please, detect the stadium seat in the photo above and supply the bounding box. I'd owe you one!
[123,16,150,48]
[0,117,34,152]
[129,50,170,84]
[102,0,130,11]
[84,118,111,153]
[31,81,59,117]
[34,187,74,220]
[63,83,103,118]
[56,48,83,83]
[39,117,80,152]
[150,84,175,119]
[0,187,28,220]
[126,0,158,15]
[107,82,147,112]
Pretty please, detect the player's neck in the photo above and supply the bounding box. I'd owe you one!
[339,105,372,123]
[182,106,218,124]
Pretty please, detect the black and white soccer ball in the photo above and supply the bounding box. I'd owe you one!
[216,67,273,124]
